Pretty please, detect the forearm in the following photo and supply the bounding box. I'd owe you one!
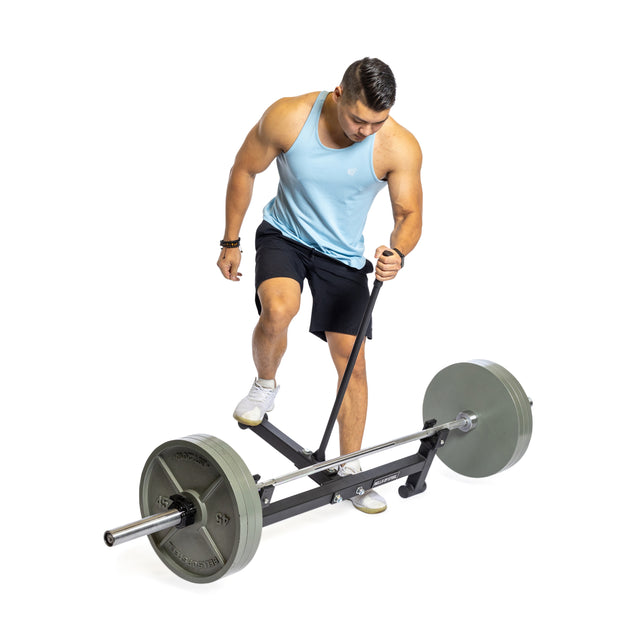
[374,208,422,281]
[390,208,422,256]
[224,165,256,241]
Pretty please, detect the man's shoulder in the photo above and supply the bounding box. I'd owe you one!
[262,92,320,127]
[375,118,422,173]
[271,91,321,111]
[379,118,420,152]
[259,92,321,150]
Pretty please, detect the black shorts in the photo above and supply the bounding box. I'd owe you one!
[254,221,374,341]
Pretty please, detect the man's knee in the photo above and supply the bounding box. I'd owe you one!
[257,279,301,335]
[260,299,298,333]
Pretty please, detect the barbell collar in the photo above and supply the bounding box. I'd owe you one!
[455,410,478,433]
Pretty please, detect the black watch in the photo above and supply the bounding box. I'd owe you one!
[392,247,405,268]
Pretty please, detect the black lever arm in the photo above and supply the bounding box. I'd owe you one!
[314,251,393,461]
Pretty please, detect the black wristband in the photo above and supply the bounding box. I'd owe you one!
[220,238,241,249]
[392,247,405,268]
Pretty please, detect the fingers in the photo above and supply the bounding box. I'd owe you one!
[374,245,402,281]
[217,248,243,281]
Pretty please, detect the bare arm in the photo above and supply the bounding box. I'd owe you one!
[218,102,288,281]
[375,131,423,281]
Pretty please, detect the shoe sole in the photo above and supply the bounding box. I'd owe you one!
[233,412,265,427]
[350,500,388,515]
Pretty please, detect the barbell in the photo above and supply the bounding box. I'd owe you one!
[104,358,532,583]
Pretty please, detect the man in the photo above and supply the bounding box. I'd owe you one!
[217,58,422,513]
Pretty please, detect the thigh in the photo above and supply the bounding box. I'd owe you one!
[254,221,307,315]
[307,256,373,341]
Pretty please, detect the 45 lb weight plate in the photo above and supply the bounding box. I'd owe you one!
[423,360,532,478]
[139,435,262,583]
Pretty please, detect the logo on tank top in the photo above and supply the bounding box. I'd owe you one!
[347,168,358,176]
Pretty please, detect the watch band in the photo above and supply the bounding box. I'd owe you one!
[392,247,405,268]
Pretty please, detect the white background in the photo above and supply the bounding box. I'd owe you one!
[1,1,638,638]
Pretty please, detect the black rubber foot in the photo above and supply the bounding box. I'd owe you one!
[398,482,427,499]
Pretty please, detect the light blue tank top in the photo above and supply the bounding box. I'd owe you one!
[263,91,387,268]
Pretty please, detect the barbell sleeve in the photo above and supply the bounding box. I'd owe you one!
[104,509,183,547]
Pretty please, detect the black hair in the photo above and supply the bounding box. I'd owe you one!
[340,57,396,111]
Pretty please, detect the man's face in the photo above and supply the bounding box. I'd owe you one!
[335,89,390,143]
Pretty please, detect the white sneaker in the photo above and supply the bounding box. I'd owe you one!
[233,379,280,426]
[338,460,387,514]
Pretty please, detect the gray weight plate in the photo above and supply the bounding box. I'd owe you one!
[194,435,263,575]
[139,435,262,583]
[423,360,532,478]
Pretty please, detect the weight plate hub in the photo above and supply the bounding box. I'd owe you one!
[139,435,262,583]
[423,360,532,478]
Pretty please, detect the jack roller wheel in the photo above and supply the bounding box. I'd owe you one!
[139,435,262,583]
[423,360,532,478]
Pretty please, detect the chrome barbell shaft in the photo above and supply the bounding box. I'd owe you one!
[104,509,183,547]
[256,415,472,491]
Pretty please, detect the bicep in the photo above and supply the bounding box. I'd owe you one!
[386,134,423,219]
[232,121,281,178]
[387,164,423,220]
